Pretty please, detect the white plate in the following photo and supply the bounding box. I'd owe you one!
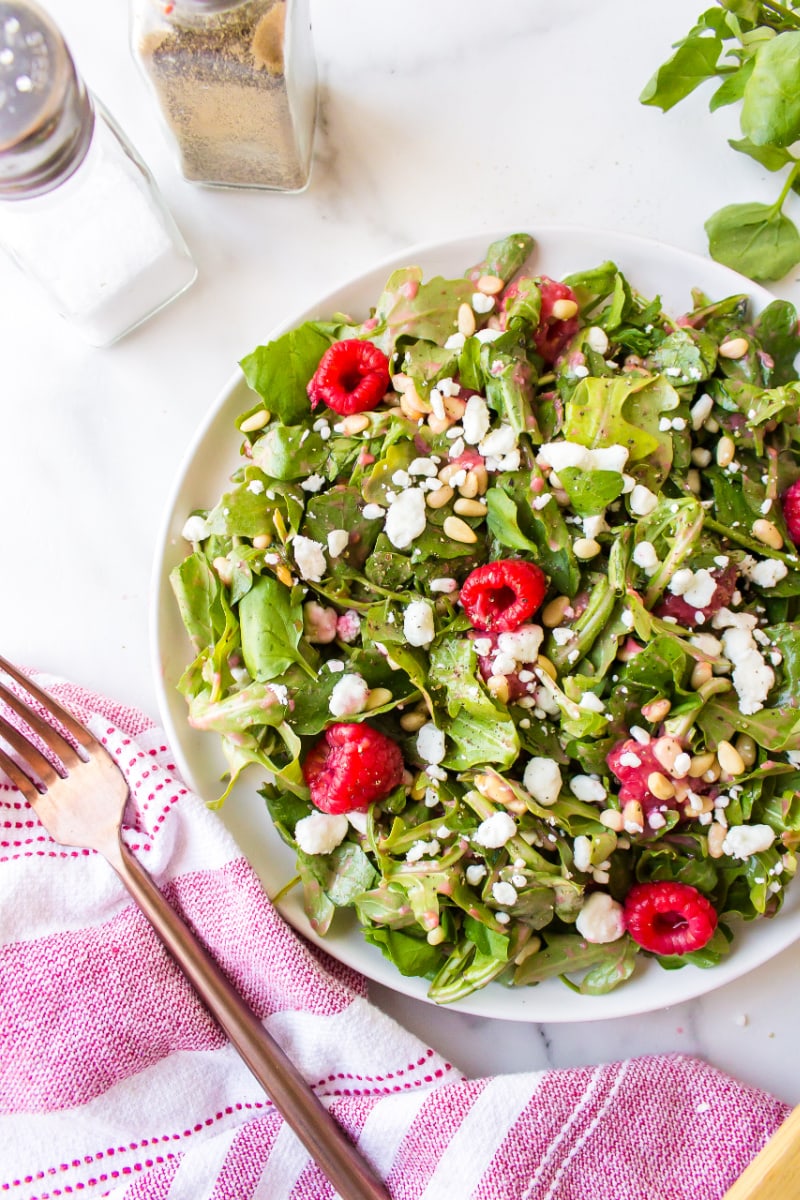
[151,225,800,1022]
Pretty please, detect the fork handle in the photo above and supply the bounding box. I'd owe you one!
[113,838,391,1200]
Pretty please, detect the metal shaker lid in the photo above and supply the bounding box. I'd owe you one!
[0,0,93,198]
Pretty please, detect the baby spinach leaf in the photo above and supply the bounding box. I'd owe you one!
[239,575,307,680]
[705,202,800,281]
[640,33,723,111]
[741,31,800,147]
[557,467,625,516]
[240,323,330,426]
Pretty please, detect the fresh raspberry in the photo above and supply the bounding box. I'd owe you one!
[472,631,535,701]
[501,276,580,363]
[459,559,548,633]
[302,722,405,815]
[307,339,390,415]
[623,881,718,955]
[781,479,800,544]
[607,738,679,816]
[655,564,738,628]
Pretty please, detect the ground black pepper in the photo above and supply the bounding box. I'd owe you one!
[133,0,316,191]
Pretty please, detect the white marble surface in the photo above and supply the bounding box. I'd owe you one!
[2,0,800,1106]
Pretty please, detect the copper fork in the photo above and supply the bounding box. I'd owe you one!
[0,655,390,1200]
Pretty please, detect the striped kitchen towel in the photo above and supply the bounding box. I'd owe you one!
[0,672,789,1200]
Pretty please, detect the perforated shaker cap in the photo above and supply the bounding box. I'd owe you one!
[0,0,93,198]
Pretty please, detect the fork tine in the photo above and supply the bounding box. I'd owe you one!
[0,741,43,802]
[0,655,94,763]
[0,709,61,789]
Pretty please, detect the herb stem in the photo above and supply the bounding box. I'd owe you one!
[760,0,800,31]
[771,161,800,215]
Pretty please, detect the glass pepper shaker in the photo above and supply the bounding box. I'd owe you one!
[0,0,197,346]
[131,0,317,192]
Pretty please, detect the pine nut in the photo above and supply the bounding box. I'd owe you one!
[276,564,294,588]
[475,772,516,806]
[702,763,721,783]
[541,595,571,628]
[653,736,683,774]
[457,303,476,337]
[691,661,713,690]
[622,800,644,832]
[599,808,625,832]
[734,733,757,768]
[648,771,676,800]
[426,484,454,509]
[253,533,272,549]
[551,298,578,321]
[438,462,464,484]
[476,274,505,295]
[443,516,478,544]
[399,390,429,419]
[719,336,749,359]
[366,687,393,710]
[716,436,735,468]
[340,413,371,435]
[536,654,557,680]
[752,518,784,550]
[427,413,453,434]
[240,408,271,433]
[689,752,715,778]
[454,498,487,517]
[686,469,701,494]
[391,372,412,391]
[443,395,467,420]
[707,823,727,858]
[426,925,446,945]
[641,698,671,723]
[486,674,510,703]
[717,739,746,776]
[458,470,481,499]
[213,556,232,585]
[470,463,489,495]
[573,537,601,559]
[400,709,428,732]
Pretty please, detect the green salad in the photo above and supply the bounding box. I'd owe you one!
[172,232,800,1003]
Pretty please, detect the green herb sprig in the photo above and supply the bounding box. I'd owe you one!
[642,0,800,281]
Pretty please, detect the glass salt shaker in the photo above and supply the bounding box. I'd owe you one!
[131,0,317,192]
[0,0,197,347]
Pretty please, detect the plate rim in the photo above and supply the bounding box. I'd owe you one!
[150,223,800,1022]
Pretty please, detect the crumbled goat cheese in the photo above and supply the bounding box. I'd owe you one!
[406,838,441,864]
[630,484,658,516]
[579,692,606,713]
[385,487,427,550]
[408,457,438,477]
[466,863,487,886]
[496,623,544,664]
[522,757,562,806]
[403,599,436,647]
[301,473,326,493]
[585,326,609,355]
[293,535,326,582]
[573,835,593,873]
[713,611,775,715]
[462,394,491,445]
[472,291,495,315]
[362,503,385,520]
[571,775,607,803]
[722,823,776,859]
[182,514,211,542]
[633,541,659,572]
[575,892,625,944]
[473,811,517,849]
[417,722,446,765]
[430,577,458,594]
[492,880,518,906]
[328,673,369,717]
[741,555,789,589]
[327,529,349,558]
[536,440,629,475]
[295,812,349,856]
[336,610,361,643]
